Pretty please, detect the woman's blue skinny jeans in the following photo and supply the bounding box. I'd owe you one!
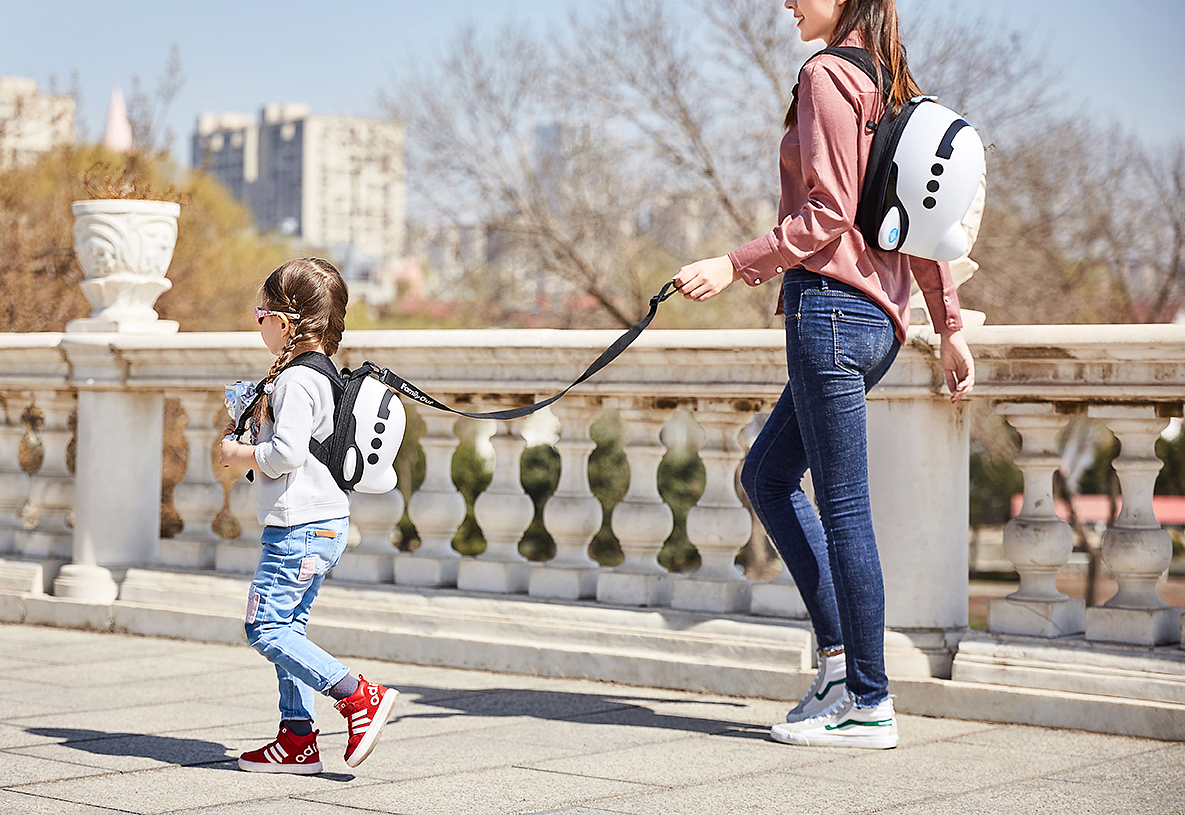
[740,270,900,707]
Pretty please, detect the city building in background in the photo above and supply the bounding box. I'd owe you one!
[193,105,406,304]
[0,77,75,168]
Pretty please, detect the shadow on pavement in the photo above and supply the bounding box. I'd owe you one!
[388,684,767,739]
[23,727,355,781]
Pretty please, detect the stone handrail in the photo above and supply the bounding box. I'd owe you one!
[1,324,1183,683]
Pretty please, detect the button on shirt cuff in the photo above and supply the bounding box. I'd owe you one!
[729,234,789,287]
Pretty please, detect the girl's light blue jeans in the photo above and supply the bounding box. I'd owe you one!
[244,517,351,721]
[740,270,900,707]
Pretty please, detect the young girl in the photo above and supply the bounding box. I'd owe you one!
[673,0,974,748]
[220,257,398,773]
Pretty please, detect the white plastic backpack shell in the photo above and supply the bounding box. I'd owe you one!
[340,376,404,494]
[876,100,986,262]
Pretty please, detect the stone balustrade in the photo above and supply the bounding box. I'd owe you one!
[2,323,1184,739]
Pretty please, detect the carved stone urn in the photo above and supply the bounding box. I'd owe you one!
[69,199,181,334]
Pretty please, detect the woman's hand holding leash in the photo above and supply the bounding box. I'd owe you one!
[673,255,741,302]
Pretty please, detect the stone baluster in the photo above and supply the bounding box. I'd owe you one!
[401,409,465,587]
[745,414,808,618]
[1085,405,1183,646]
[988,404,1084,637]
[14,392,75,566]
[160,391,225,569]
[0,395,28,555]
[597,400,673,607]
[333,488,404,583]
[459,418,533,594]
[672,401,753,613]
[530,398,602,600]
[217,478,264,574]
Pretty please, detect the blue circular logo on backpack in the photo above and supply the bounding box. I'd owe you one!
[889,228,898,244]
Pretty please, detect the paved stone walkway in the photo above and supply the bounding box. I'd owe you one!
[1,624,1182,814]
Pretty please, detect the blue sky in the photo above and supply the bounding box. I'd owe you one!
[5,0,1183,162]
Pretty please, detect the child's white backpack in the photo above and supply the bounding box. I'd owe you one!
[289,353,405,495]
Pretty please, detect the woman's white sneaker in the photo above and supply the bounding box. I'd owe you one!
[770,693,898,749]
[785,649,847,723]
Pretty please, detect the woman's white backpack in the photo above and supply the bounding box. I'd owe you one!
[801,46,986,262]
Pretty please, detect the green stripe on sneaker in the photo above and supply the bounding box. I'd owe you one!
[813,678,845,701]
[825,718,894,731]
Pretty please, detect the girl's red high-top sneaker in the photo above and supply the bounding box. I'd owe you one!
[335,674,398,767]
[238,727,322,774]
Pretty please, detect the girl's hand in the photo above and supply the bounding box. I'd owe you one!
[940,330,975,403]
[219,427,257,469]
[219,435,239,468]
[673,256,741,302]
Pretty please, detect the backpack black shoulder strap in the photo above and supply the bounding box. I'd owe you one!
[283,351,348,486]
[793,46,891,110]
[286,350,346,392]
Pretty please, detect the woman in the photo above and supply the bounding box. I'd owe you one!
[673,0,974,749]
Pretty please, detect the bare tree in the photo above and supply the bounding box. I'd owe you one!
[126,43,185,154]
[1133,140,1185,321]
[388,25,634,327]
[389,0,1181,332]
[388,1,807,328]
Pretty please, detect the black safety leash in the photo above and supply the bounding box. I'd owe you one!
[233,280,680,438]
[375,279,679,420]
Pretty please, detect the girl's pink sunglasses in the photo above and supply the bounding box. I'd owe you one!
[254,307,300,324]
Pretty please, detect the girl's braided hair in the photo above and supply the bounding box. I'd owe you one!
[253,257,349,425]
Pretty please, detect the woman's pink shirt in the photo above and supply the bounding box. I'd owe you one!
[727,33,963,342]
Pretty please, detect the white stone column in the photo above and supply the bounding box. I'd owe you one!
[160,391,224,569]
[530,398,602,600]
[333,489,402,583]
[597,401,673,607]
[401,410,465,587]
[54,339,165,602]
[867,392,971,629]
[14,391,76,564]
[988,404,1084,637]
[459,418,533,594]
[1085,405,1183,646]
[672,402,752,613]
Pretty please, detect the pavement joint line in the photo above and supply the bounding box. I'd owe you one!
[5,787,142,814]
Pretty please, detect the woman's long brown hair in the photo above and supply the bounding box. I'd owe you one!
[253,257,349,425]
[784,0,921,129]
